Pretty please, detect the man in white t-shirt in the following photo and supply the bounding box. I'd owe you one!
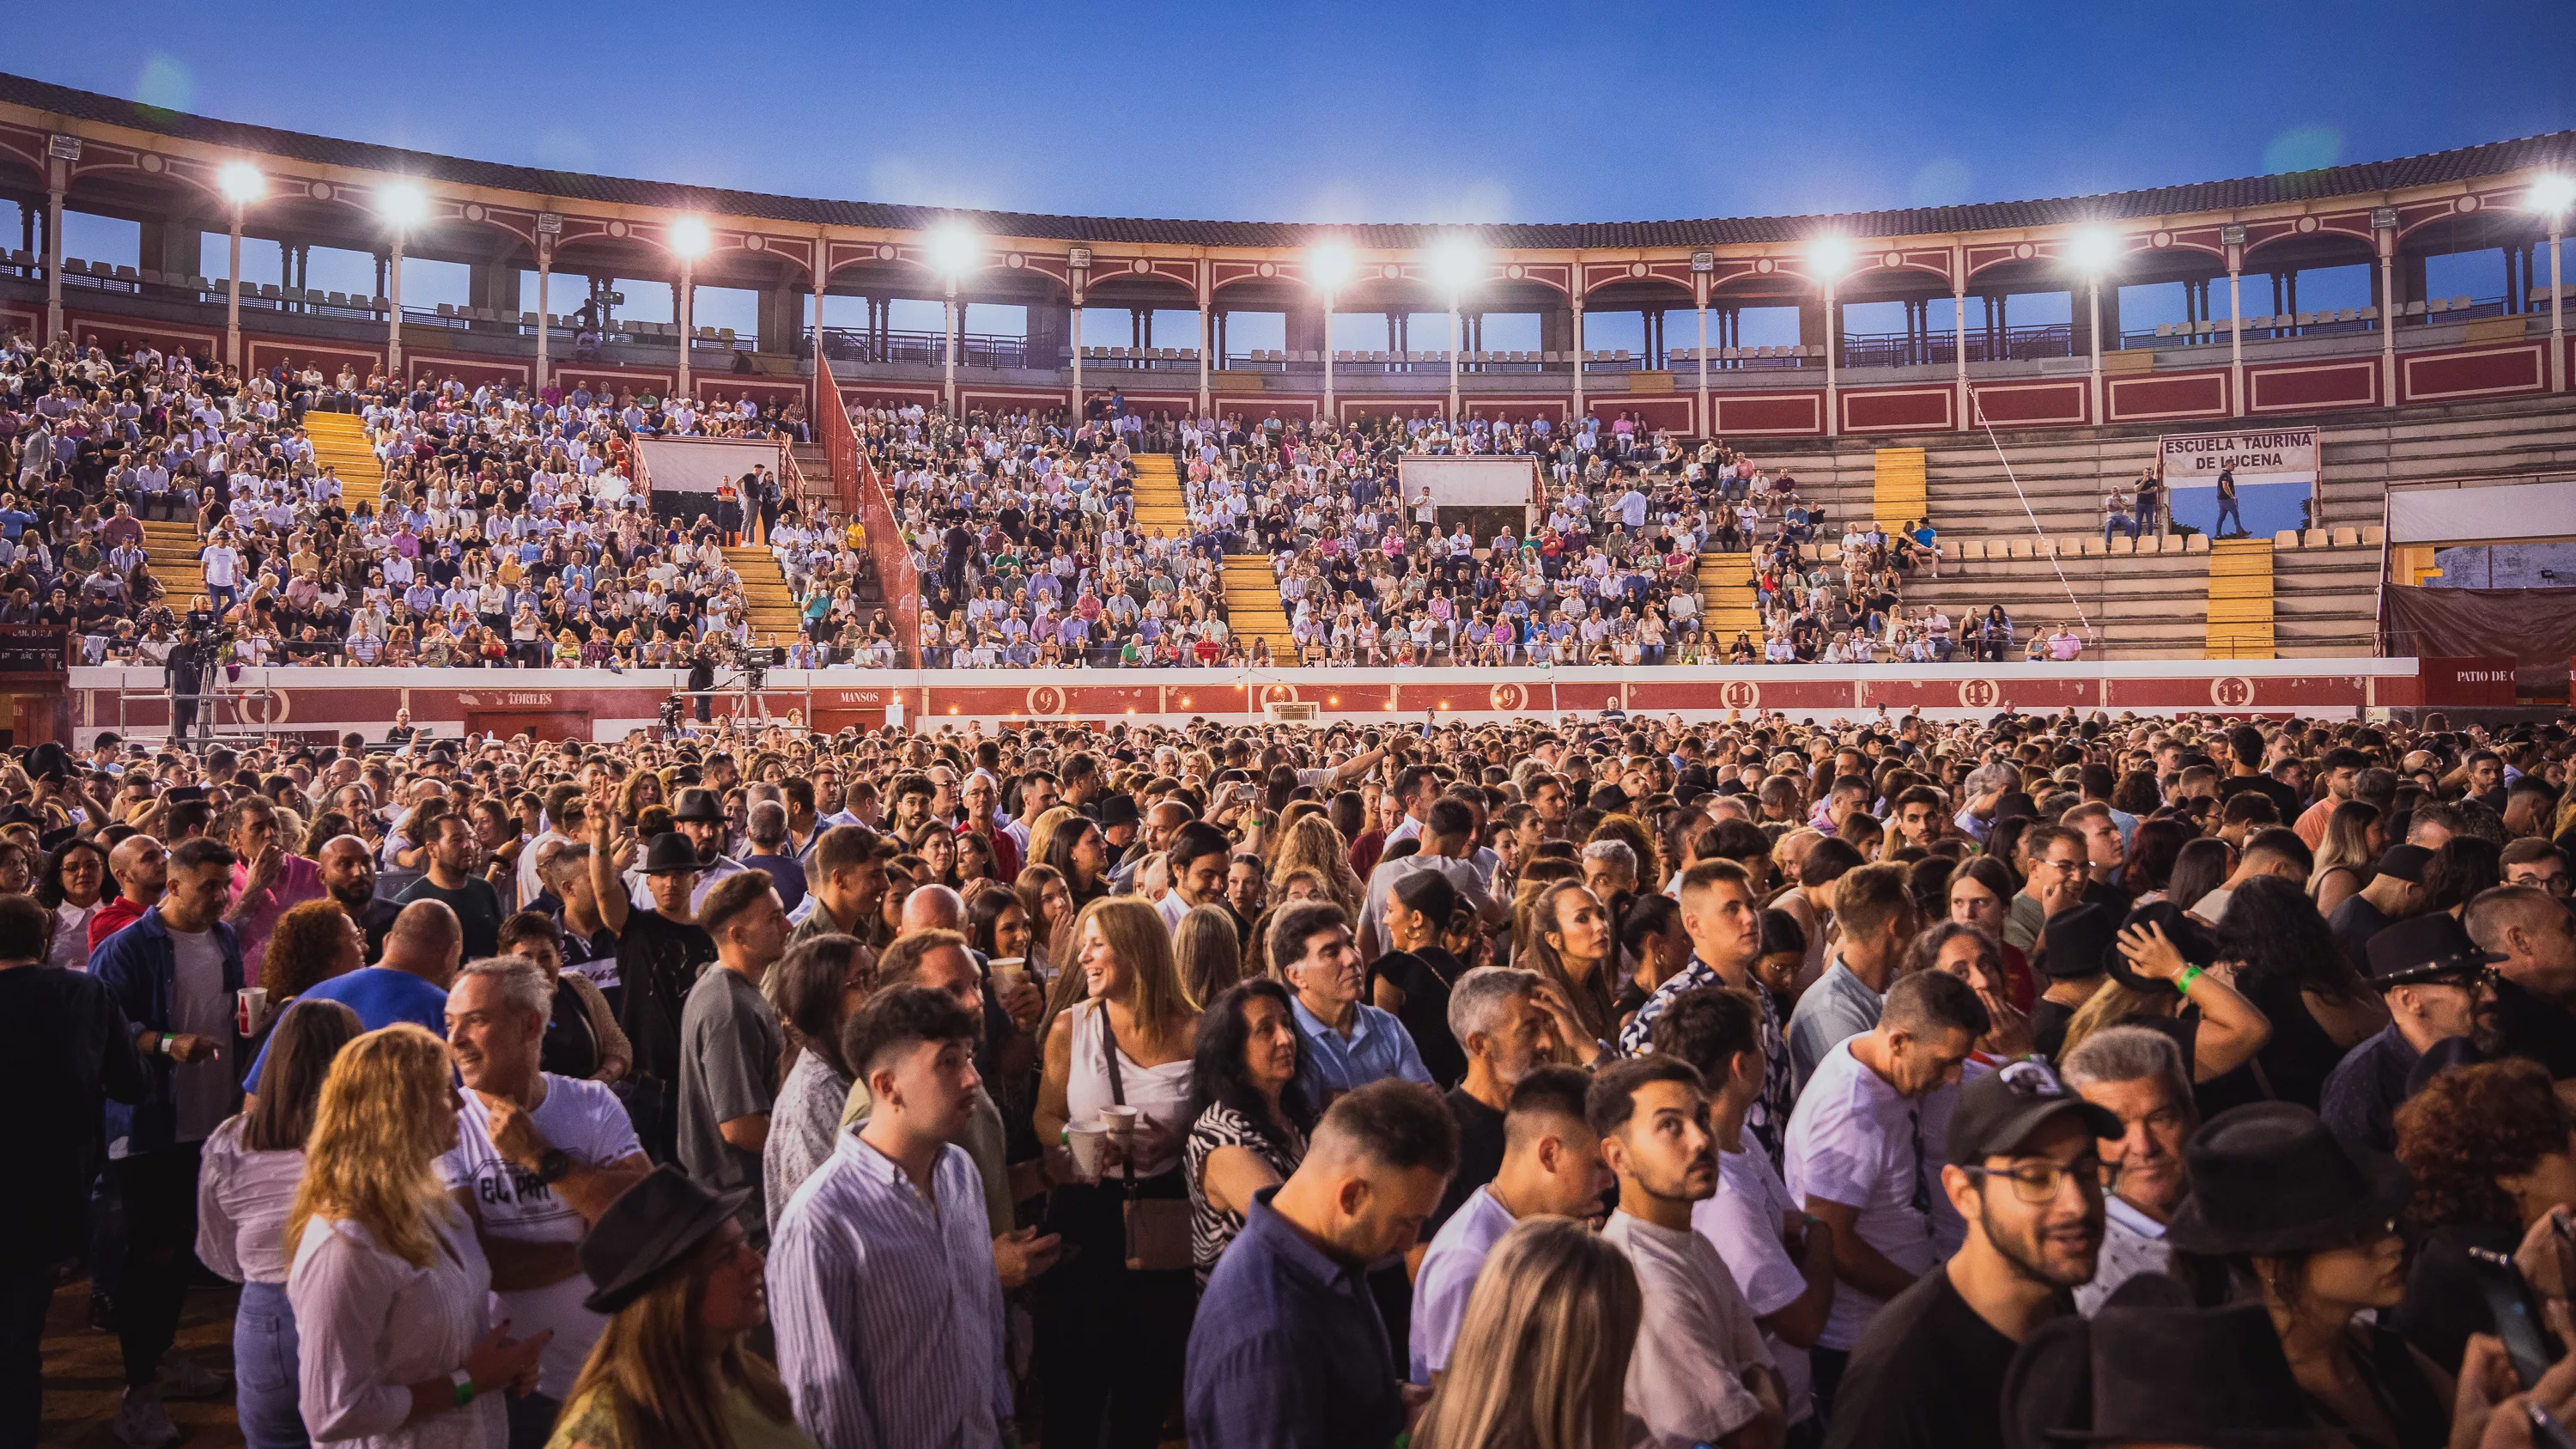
[1649,983,1838,1434]
[1595,1056,1785,1449]
[1782,969,1985,1419]
[441,958,649,1447]
[1407,1065,1604,1385]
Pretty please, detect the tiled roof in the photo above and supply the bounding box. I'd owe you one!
[6,70,2572,248]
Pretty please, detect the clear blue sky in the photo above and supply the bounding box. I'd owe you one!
[16,3,2573,347]
[14,0,2572,224]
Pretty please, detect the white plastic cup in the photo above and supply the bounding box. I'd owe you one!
[1066,1124,1109,1183]
[235,987,270,1037]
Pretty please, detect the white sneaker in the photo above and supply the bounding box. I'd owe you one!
[155,1349,230,1399]
[113,1387,179,1449]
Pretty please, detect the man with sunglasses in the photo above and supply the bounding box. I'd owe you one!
[1821,1057,2114,1449]
[2317,915,2501,1156]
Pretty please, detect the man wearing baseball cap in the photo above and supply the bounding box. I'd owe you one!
[1823,1059,2116,1449]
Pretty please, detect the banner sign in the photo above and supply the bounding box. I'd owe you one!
[2156,428,2317,539]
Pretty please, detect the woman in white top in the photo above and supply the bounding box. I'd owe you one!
[36,837,108,973]
[199,1000,363,1449]
[1034,898,1200,1449]
[286,1024,549,1449]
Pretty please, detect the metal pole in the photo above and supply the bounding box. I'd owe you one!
[226,201,244,369]
[386,232,404,376]
[1695,295,1709,435]
[1198,299,1212,418]
[1070,290,1084,420]
[1321,289,1335,423]
[943,280,957,417]
[2378,227,2397,404]
[1824,279,1839,437]
[677,259,695,405]
[42,183,63,344]
[1953,277,1969,432]
[1571,300,1585,418]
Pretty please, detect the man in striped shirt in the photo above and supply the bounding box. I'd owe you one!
[769,985,1012,1449]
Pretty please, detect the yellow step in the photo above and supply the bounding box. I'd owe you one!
[2203,539,2275,660]
[1697,551,1761,633]
[1220,552,1298,650]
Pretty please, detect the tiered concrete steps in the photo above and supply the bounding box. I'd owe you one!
[2205,539,2277,660]
[300,410,385,511]
[1905,551,2215,661]
[1698,553,1761,637]
[1221,556,1297,657]
[724,546,807,644]
[2274,544,2382,658]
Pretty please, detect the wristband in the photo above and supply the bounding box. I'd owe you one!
[449,1368,475,1408]
[2175,965,2202,996]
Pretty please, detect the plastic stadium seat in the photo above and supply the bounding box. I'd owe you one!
[115,265,140,281]
[2274,530,2300,547]
[2303,529,2328,548]
[2155,324,2174,337]
[1956,539,1985,561]
[436,303,457,318]
[2329,527,2360,547]
[2362,525,2385,545]
[2110,536,2135,555]
[2403,301,2427,316]
[2451,296,2471,309]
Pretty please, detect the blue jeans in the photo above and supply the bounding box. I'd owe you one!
[234,1281,307,1449]
[2215,496,2245,536]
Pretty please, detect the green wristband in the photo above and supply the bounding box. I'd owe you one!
[2175,965,2202,997]
[450,1369,476,1408]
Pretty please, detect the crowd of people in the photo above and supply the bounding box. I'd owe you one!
[8,697,2576,1449]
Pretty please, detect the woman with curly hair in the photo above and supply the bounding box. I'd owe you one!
[262,898,367,1004]
[1264,813,1364,920]
[2391,1057,2576,1372]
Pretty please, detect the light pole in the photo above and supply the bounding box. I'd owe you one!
[1433,240,1481,424]
[216,161,264,371]
[375,180,428,378]
[668,215,711,405]
[1810,235,1852,437]
[1306,241,1353,426]
[927,227,981,418]
[2531,174,2575,393]
[2069,228,2122,425]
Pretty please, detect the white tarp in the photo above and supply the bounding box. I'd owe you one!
[635,436,781,496]
[1396,456,1539,508]
[2387,481,2576,545]
[2156,427,2318,537]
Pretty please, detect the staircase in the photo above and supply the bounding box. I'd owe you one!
[1129,454,1188,534]
[725,547,808,644]
[300,410,386,512]
[1871,447,1929,530]
[2205,539,2277,660]
[1221,556,1297,658]
[1697,553,1762,639]
[141,521,204,606]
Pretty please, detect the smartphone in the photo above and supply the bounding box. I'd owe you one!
[2468,1246,2559,1390]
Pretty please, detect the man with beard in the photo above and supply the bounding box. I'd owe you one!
[1595,1056,1787,1449]
[2316,915,2501,1156]
[1821,1058,2113,1449]
[318,833,399,963]
[1425,967,1561,1234]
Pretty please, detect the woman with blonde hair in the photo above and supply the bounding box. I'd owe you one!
[1265,812,1364,918]
[286,1024,548,1448]
[545,1167,806,1449]
[1411,1217,1643,1449]
[1521,880,1617,1066]
[2308,799,2385,916]
[1034,898,1201,1449]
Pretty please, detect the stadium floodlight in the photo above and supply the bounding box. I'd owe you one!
[667,214,713,259]
[2066,227,2123,274]
[1431,240,1482,296]
[1807,234,1854,278]
[374,180,429,228]
[927,226,981,279]
[2530,174,2576,216]
[1306,241,1355,292]
[216,161,265,205]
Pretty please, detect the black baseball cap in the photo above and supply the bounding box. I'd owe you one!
[2372,844,2434,885]
[1947,1058,2121,1166]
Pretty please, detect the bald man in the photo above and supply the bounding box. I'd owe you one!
[243,899,460,1094]
[319,834,401,963]
[89,834,169,953]
[898,883,1043,1084]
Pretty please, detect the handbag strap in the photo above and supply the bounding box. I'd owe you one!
[1096,1002,1139,1191]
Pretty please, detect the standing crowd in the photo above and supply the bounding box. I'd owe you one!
[7,701,2576,1449]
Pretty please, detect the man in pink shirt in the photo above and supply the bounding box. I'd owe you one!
[221,796,329,969]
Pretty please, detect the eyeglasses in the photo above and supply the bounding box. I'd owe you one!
[1965,1158,2122,1203]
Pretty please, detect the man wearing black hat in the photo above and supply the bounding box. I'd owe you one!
[625,788,746,917]
[2326,844,2432,979]
[586,812,716,1165]
[2318,915,2501,1156]
[1824,1059,2116,1449]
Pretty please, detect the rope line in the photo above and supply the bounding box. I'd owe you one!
[1971,393,2097,642]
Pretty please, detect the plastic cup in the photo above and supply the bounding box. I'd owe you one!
[1066,1124,1109,1183]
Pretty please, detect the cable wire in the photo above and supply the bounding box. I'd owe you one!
[1971,392,2097,642]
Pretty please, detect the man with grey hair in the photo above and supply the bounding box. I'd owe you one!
[1428,966,1559,1233]
[2059,1025,2196,1314]
[1952,763,2020,845]
[1580,838,1638,904]
[740,799,810,916]
[441,956,650,1446]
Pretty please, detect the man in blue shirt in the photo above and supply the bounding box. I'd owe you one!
[242,898,459,1092]
[1185,1079,1458,1449]
[1272,902,1431,1106]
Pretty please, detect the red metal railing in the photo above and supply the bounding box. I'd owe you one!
[818,364,920,664]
